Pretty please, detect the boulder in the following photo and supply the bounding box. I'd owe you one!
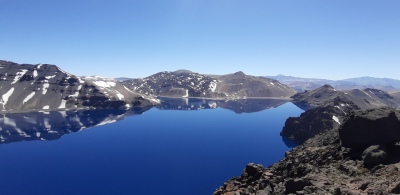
[339,108,400,149]
[284,178,311,194]
[240,163,264,183]
[362,145,388,166]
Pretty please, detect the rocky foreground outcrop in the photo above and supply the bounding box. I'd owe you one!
[280,106,342,144]
[0,60,158,112]
[339,109,400,150]
[214,108,400,195]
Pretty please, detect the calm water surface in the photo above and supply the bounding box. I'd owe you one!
[0,99,303,195]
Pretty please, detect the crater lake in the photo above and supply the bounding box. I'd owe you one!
[0,98,303,195]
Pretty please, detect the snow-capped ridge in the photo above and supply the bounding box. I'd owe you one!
[0,60,158,112]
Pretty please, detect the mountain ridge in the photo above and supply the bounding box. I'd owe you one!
[266,74,400,92]
[0,60,158,113]
[122,70,296,99]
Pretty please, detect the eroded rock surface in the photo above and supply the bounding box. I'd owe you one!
[281,106,342,144]
[339,108,400,149]
[362,145,388,166]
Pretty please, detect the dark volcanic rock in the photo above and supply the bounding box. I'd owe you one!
[284,178,311,193]
[339,108,400,149]
[215,114,400,195]
[241,163,265,183]
[281,106,342,144]
[362,145,388,166]
[390,181,400,193]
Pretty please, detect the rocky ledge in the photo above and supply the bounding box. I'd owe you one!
[214,108,400,195]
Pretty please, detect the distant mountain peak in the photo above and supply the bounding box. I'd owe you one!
[173,69,194,74]
[321,84,335,90]
[233,71,246,76]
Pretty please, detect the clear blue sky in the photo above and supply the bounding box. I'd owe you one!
[1,0,399,80]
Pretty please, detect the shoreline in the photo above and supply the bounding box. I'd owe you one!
[156,95,293,101]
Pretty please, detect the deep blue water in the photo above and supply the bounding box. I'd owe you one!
[0,100,303,195]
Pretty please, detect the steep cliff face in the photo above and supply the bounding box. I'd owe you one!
[0,60,158,112]
[281,106,342,144]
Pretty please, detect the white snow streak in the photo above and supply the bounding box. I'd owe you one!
[116,93,124,100]
[2,87,15,104]
[43,105,50,109]
[70,85,82,98]
[96,119,117,127]
[209,81,217,92]
[334,105,347,115]
[4,117,30,137]
[23,92,35,104]
[59,111,67,117]
[42,83,50,95]
[58,100,67,109]
[11,69,28,84]
[182,89,189,98]
[332,116,340,124]
[93,81,116,88]
[44,118,52,129]
[45,75,56,80]
[363,90,384,105]
[23,116,37,124]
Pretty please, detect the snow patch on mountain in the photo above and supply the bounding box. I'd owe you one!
[11,69,28,84]
[23,92,36,104]
[1,87,15,105]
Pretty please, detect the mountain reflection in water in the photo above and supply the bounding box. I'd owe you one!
[0,99,303,195]
[0,98,290,145]
[0,108,149,144]
[157,97,289,113]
